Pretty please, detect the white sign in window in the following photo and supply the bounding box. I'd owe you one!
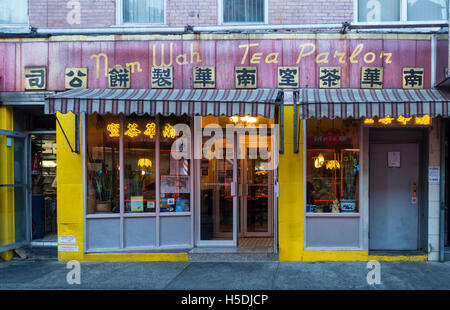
[387,151,401,168]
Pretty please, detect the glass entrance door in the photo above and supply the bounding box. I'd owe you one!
[195,116,275,247]
[197,127,237,246]
[0,130,30,252]
[239,143,274,237]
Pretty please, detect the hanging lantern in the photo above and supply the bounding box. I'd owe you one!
[314,153,325,168]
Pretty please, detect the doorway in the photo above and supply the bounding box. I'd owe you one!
[196,116,275,248]
[369,129,426,251]
[30,134,57,243]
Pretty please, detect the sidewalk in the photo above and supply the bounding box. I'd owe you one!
[1,259,450,290]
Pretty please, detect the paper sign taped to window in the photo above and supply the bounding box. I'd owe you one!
[429,167,440,183]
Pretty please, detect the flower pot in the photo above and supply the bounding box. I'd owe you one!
[96,201,112,213]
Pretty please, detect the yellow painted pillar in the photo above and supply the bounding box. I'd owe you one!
[278,106,304,261]
[0,106,15,261]
[56,112,84,261]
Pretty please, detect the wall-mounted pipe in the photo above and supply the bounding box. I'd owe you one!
[1,21,448,37]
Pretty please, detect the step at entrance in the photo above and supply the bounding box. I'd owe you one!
[188,247,278,261]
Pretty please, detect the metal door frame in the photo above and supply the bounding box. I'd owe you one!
[0,129,31,252]
[195,129,238,247]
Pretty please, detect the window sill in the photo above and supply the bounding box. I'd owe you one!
[305,212,360,218]
[219,22,267,26]
[112,23,168,28]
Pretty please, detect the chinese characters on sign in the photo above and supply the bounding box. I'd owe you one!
[363,115,432,126]
[277,67,299,88]
[193,67,215,88]
[108,66,130,88]
[319,67,341,88]
[235,67,257,89]
[151,66,173,88]
[124,123,141,138]
[25,67,46,90]
[65,68,88,89]
[402,68,424,89]
[361,67,383,89]
[106,123,120,137]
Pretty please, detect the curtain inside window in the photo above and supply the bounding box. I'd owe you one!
[358,0,400,22]
[407,0,447,21]
[0,0,28,24]
[123,0,164,24]
[223,0,264,23]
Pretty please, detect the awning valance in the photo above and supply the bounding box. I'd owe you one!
[298,88,450,119]
[45,88,281,118]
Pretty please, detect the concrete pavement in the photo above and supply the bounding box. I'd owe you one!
[1,259,450,290]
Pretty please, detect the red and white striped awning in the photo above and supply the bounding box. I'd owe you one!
[298,89,450,119]
[45,88,280,118]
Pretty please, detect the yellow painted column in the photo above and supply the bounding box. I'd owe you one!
[56,112,84,261]
[0,106,15,261]
[278,106,304,261]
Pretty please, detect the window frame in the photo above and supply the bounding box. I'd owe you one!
[83,113,194,251]
[116,0,167,26]
[353,0,449,24]
[218,0,269,25]
[0,0,29,26]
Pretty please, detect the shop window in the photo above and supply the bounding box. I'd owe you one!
[86,114,191,215]
[122,0,165,24]
[0,0,28,24]
[222,0,266,24]
[87,115,120,214]
[306,119,360,213]
[357,0,447,22]
[124,116,156,213]
[159,116,191,213]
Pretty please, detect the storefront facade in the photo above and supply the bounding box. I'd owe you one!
[1,32,449,261]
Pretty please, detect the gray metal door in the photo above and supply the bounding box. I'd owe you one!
[369,143,420,250]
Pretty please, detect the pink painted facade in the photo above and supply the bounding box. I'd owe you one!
[0,37,440,92]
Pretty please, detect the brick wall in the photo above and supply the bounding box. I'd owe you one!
[29,0,115,28]
[269,0,353,24]
[28,0,353,28]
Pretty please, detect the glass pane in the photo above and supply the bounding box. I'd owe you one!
[306,119,360,213]
[124,116,156,213]
[14,186,27,244]
[123,0,164,23]
[358,0,400,22]
[407,0,447,21]
[246,155,270,233]
[86,114,120,214]
[223,0,264,23]
[159,116,191,213]
[14,138,25,184]
[14,138,28,243]
[0,0,28,24]
[200,157,234,240]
